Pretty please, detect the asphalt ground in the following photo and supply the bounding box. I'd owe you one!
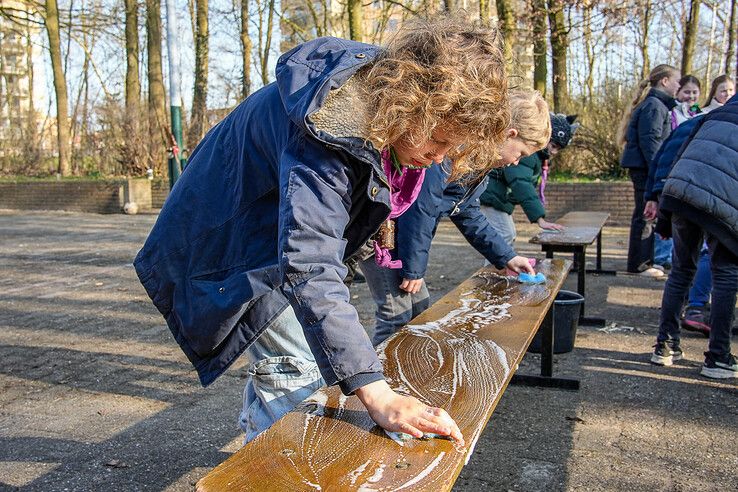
[0,210,736,491]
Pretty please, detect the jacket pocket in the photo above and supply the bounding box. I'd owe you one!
[182,265,279,357]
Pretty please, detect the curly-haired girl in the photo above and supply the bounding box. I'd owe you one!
[135,17,509,445]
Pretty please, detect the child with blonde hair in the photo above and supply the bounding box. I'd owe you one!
[135,17,512,446]
[479,107,578,248]
[360,90,550,346]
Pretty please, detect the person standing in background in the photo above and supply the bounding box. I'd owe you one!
[701,75,735,114]
[617,64,680,277]
[654,75,702,270]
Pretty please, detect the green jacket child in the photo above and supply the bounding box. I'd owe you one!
[480,113,579,246]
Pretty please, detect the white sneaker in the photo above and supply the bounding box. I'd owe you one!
[651,264,665,272]
[638,267,665,278]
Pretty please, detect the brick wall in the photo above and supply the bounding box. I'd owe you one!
[152,180,169,208]
[0,181,126,214]
[512,182,633,225]
[0,180,635,222]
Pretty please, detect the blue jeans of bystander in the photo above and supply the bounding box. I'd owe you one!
[359,255,430,346]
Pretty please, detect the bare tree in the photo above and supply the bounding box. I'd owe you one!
[240,0,251,98]
[637,0,651,79]
[256,0,276,86]
[532,0,547,96]
[147,0,168,174]
[480,0,490,26]
[725,0,736,78]
[44,0,71,175]
[681,0,699,74]
[188,0,209,149]
[347,0,363,41]
[496,0,515,65]
[548,0,568,111]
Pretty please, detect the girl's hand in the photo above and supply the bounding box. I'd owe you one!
[643,200,658,220]
[506,256,535,275]
[399,278,424,294]
[355,380,464,444]
[537,218,565,231]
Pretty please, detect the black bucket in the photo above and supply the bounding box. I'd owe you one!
[528,290,585,354]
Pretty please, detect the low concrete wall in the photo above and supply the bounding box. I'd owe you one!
[0,179,634,223]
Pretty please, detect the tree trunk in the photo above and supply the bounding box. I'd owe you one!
[259,0,275,85]
[532,0,547,96]
[147,0,168,175]
[347,0,363,42]
[45,0,71,176]
[495,0,515,65]
[479,0,490,26]
[705,2,717,85]
[729,0,738,78]
[240,0,252,99]
[547,0,568,111]
[583,0,594,104]
[124,0,140,114]
[188,0,209,150]
[639,0,651,80]
[681,0,700,75]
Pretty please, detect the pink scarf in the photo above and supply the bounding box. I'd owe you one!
[373,148,426,268]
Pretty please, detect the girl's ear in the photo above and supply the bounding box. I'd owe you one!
[659,76,671,87]
[507,128,519,139]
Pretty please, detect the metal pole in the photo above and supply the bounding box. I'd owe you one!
[165,0,183,189]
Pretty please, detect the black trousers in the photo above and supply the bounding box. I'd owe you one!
[626,168,654,272]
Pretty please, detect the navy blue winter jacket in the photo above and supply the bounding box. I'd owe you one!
[644,115,703,201]
[134,38,394,393]
[396,163,516,280]
[661,94,738,252]
[620,88,677,170]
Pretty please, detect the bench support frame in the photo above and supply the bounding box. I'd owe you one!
[510,305,580,390]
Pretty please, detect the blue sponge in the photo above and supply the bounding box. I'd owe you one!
[517,272,546,284]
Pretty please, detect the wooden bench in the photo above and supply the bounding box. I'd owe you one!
[197,258,573,492]
[529,211,615,327]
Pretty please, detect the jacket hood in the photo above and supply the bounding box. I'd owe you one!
[275,37,382,143]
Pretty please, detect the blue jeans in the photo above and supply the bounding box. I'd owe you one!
[654,235,673,266]
[657,214,736,359]
[359,255,430,346]
[239,304,324,443]
[688,243,712,307]
[480,206,516,249]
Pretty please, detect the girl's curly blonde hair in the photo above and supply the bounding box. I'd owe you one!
[509,90,551,150]
[364,16,509,182]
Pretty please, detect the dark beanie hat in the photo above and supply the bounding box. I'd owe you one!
[549,113,579,149]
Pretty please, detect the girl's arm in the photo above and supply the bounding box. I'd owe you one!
[279,136,462,441]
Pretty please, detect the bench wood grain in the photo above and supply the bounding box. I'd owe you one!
[530,211,609,247]
[197,259,570,492]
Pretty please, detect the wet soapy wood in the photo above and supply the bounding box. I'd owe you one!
[529,211,609,246]
[197,259,570,492]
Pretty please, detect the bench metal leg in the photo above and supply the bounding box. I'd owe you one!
[576,247,607,327]
[511,305,580,390]
[586,230,617,276]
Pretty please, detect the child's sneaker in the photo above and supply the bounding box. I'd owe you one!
[681,305,710,336]
[700,352,738,379]
[650,341,683,366]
